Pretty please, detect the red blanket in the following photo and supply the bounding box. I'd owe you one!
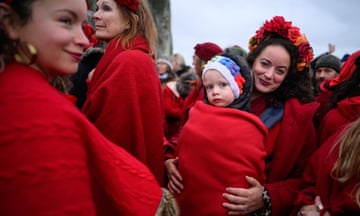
[0,64,162,215]
[82,36,165,185]
[176,101,267,215]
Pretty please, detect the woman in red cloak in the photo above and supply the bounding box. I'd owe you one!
[0,0,177,215]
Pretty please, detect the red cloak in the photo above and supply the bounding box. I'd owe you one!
[82,36,165,185]
[0,64,162,215]
[293,129,360,215]
[318,96,360,145]
[253,97,319,216]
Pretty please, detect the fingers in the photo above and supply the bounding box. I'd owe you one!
[324,211,330,216]
[299,203,321,216]
[222,202,248,215]
[165,158,184,194]
[225,187,247,195]
[223,192,247,203]
[223,192,251,215]
[169,174,183,189]
[223,183,264,214]
[165,158,183,181]
[168,180,181,194]
[314,196,324,212]
[170,167,183,181]
[228,212,241,215]
[245,176,261,187]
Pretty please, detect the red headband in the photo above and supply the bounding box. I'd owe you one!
[117,0,139,12]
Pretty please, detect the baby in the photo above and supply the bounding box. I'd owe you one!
[175,54,268,215]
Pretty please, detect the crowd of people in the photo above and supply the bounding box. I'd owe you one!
[0,0,359,215]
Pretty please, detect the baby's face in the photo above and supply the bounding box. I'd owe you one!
[203,69,235,107]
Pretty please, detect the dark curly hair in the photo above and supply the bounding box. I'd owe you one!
[0,0,35,70]
[327,56,360,110]
[246,37,314,107]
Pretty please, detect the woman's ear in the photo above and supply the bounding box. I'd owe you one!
[0,3,20,39]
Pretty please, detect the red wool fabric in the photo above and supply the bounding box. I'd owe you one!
[0,64,162,215]
[163,84,184,139]
[253,97,319,215]
[293,129,360,215]
[317,96,360,145]
[175,101,267,215]
[179,85,204,126]
[82,36,165,186]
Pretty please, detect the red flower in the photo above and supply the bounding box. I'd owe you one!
[83,23,94,37]
[298,43,311,57]
[248,16,313,72]
[117,0,139,12]
[262,16,291,39]
[82,22,100,50]
[287,27,301,43]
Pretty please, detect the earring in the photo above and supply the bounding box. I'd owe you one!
[14,41,37,65]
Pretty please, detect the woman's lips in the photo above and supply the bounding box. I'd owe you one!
[259,78,271,86]
[67,51,83,62]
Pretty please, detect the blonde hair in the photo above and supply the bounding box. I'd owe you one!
[331,117,360,207]
[172,53,186,68]
[116,0,158,60]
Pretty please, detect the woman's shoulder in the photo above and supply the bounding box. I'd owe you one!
[1,67,89,130]
[286,98,319,111]
[285,98,319,118]
[110,50,155,72]
[116,46,152,60]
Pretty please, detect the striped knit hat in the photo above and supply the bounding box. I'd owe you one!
[202,55,245,98]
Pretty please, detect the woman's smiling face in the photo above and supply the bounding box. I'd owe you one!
[252,45,290,94]
[14,0,89,77]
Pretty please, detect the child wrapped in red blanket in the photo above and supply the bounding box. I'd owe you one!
[175,55,267,215]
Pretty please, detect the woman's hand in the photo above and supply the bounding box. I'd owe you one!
[222,176,264,215]
[165,157,183,194]
[297,204,319,216]
[297,196,329,216]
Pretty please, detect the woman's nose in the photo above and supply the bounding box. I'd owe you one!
[77,27,90,48]
[263,68,274,80]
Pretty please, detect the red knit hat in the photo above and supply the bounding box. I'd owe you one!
[194,42,223,61]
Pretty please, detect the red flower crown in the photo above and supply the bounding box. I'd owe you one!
[117,0,139,12]
[248,16,314,71]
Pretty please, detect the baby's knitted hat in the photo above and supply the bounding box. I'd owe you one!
[202,55,245,98]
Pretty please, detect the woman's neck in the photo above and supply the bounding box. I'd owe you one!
[251,89,263,101]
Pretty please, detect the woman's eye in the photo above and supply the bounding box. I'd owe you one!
[261,61,270,67]
[276,69,286,75]
[60,17,73,25]
[102,5,112,11]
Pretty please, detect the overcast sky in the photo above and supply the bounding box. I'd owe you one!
[170,0,359,65]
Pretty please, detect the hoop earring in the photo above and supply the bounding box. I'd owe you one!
[14,41,37,65]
